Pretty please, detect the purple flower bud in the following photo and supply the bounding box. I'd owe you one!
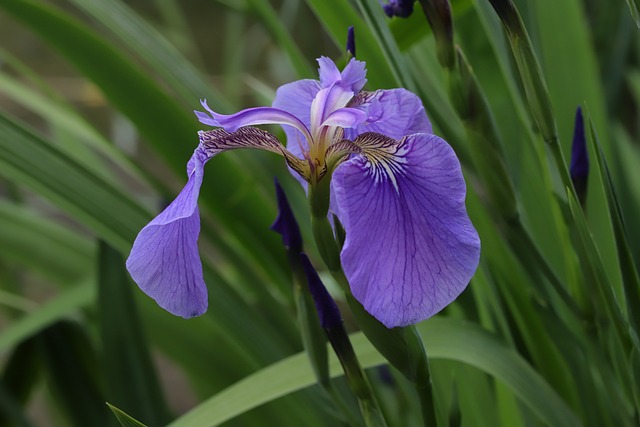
[570,107,589,204]
[271,179,303,254]
[383,0,415,18]
[346,26,356,58]
[300,253,343,330]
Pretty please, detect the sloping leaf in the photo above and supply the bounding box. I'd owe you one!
[107,404,149,427]
[65,0,232,111]
[167,318,579,427]
[0,113,149,252]
[0,282,94,354]
[0,201,94,284]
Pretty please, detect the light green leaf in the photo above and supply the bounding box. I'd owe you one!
[168,318,580,427]
[107,404,149,427]
[0,201,94,283]
[0,282,94,354]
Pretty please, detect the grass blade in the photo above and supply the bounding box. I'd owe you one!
[167,318,579,427]
[99,241,171,426]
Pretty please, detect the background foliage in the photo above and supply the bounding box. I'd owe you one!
[0,0,639,426]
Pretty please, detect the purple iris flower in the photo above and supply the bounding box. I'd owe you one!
[126,57,480,328]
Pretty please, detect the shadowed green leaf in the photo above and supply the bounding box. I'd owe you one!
[586,118,640,339]
[38,321,113,427]
[0,282,94,354]
[107,404,149,427]
[99,241,171,426]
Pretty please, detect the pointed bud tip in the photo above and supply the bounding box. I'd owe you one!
[271,179,303,254]
[570,107,589,203]
[300,254,342,330]
[346,26,356,58]
[570,107,588,178]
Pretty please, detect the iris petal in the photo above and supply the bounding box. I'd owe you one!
[348,89,432,140]
[126,149,208,318]
[272,79,321,158]
[197,100,312,143]
[127,127,307,317]
[331,133,480,327]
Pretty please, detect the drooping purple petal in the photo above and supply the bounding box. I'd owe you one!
[196,99,312,143]
[331,133,480,328]
[347,89,432,140]
[126,148,209,318]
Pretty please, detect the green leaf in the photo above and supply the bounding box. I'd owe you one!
[0,113,150,253]
[0,282,94,354]
[624,0,640,29]
[301,0,397,89]
[0,0,287,282]
[0,338,40,427]
[0,201,94,284]
[38,321,113,427]
[586,118,640,340]
[167,318,579,427]
[99,241,171,426]
[245,0,314,78]
[64,0,232,111]
[107,404,149,427]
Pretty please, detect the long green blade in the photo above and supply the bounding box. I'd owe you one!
[168,318,579,427]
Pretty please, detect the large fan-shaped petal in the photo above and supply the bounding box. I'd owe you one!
[332,133,480,327]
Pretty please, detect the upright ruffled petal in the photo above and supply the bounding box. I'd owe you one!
[332,133,480,328]
[272,79,320,157]
[126,149,209,318]
[348,89,432,140]
[318,56,342,88]
[340,59,367,92]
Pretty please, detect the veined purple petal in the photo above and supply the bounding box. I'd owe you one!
[340,59,367,92]
[321,107,368,129]
[332,133,480,327]
[197,99,312,143]
[318,56,342,88]
[318,57,367,93]
[126,148,209,318]
[347,89,432,140]
[272,79,321,158]
[310,85,356,135]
